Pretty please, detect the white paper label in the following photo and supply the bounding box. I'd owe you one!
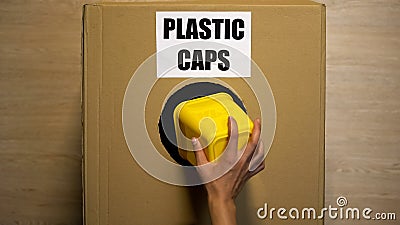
[156,12,251,78]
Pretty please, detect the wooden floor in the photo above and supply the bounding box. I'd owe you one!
[320,0,400,224]
[0,0,399,224]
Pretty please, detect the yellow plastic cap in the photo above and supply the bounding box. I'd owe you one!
[173,92,254,165]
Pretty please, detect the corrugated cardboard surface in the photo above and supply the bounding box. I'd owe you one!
[83,1,325,224]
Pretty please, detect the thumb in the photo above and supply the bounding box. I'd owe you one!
[192,138,209,166]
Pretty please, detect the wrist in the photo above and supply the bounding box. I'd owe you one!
[207,197,237,225]
[208,194,235,206]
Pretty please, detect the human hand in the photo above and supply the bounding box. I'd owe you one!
[191,116,264,225]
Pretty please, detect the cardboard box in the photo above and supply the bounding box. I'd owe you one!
[83,1,325,224]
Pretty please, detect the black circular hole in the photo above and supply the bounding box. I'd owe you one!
[158,82,247,166]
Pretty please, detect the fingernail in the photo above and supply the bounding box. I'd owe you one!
[191,137,198,146]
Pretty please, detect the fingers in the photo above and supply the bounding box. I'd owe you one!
[251,118,261,146]
[249,141,264,172]
[248,159,265,177]
[225,116,239,159]
[192,138,209,166]
[243,156,265,184]
[227,116,239,149]
[243,118,261,160]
